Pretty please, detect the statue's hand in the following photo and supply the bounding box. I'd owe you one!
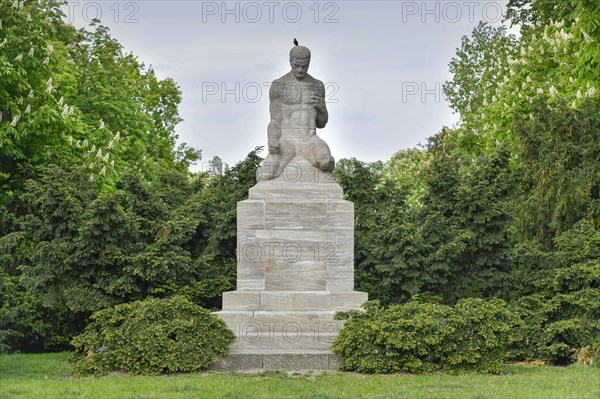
[268,138,280,154]
[309,93,326,111]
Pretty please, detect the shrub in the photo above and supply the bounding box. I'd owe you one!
[447,298,518,374]
[0,271,74,353]
[70,296,235,375]
[508,221,600,365]
[332,299,518,374]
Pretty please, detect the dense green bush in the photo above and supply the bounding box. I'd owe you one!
[508,220,600,364]
[0,271,75,353]
[70,296,235,375]
[332,299,519,374]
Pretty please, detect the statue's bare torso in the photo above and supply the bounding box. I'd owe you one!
[257,70,334,182]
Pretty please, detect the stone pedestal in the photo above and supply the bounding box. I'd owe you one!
[214,160,367,371]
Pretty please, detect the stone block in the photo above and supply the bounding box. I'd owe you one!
[259,291,332,311]
[329,291,368,311]
[222,291,260,311]
[236,279,265,291]
[265,262,326,291]
[262,353,329,370]
[216,310,343,333]
[229,332,334,351]
[210,352,340,371]
[237,200,265,230]
[326,200,354,230]
[209,353,263,371]
[264,201,328,230]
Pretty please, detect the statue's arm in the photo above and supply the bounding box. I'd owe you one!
[315,81,328,129]
[267,82,282,153]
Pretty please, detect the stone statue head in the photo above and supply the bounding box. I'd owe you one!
[289,45,311,80]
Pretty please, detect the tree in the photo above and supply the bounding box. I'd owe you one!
[513,99,599,246]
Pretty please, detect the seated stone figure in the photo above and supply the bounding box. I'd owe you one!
[257,44,335,182]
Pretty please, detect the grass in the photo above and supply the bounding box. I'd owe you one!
[1,352,599,398]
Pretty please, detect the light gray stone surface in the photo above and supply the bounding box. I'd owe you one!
[236,194,355,291]
[222,291,367,311]
[210,352,342,371]
[214,43,367,371]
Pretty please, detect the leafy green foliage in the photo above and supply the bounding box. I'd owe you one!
[0,270,75,353]
[333,299,519,374]
[513,99,599,246]
[0,0,199,195]
[444,22,517,119]
[509,220,600,364]
[70,296,235,375]
[18,149,261,314]
[336,133,516,304]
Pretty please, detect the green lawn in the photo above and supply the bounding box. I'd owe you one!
[1,352,599,399]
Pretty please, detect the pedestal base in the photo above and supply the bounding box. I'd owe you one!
[210,352,342,371]
[214,290,367,370]
[216,171,367,371]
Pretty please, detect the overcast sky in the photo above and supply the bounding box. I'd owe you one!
[63,1,510,171]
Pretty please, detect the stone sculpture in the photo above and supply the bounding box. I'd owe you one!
[257,44,335,182]
[214,42,367,371]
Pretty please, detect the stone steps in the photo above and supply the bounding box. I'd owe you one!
[230,332,337,351]
[217,310,344,332]
[209,352,342,371]
[222,290,368,311]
